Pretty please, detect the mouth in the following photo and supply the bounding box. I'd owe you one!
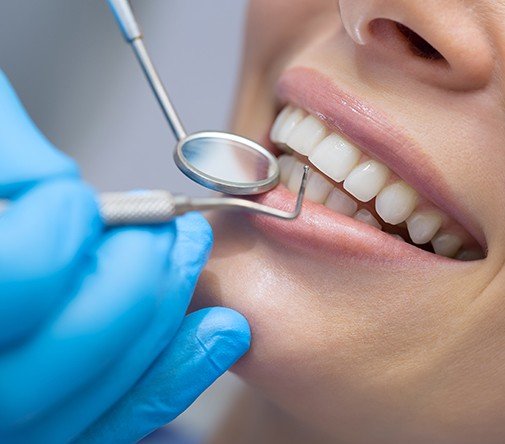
[253,68,485,263]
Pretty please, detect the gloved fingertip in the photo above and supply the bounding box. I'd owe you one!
[72,308,250,444]
[168,213,213,280]
[176,212,213,249]
[194,307,251,373]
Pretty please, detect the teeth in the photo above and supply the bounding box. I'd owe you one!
[344,160,390,202]
[353,209,382,230]
[309,134,361,183]
[375,182,418,225]
[272,106,481,261]
[305,171,334,203]
[286,115,328,156]
[324,188,358,216]
[287,161,307,194]
[406,211,443,245]
[278,154,296,184]
[271,107,306,145]
[456,249,484,261]
[431,233,463,258]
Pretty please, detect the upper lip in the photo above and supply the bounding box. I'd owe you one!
[275,67,485,249]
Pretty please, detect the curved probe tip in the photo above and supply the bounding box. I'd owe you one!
[291,165,310,219]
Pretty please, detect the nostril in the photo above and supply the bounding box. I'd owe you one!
[339,1,494,91]
[369,19,447,64]
[395,23,444,61]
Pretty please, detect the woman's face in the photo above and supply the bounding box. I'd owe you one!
[195,1,505,442]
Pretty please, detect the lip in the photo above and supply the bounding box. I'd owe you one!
[251,184,457,266]
[249,66,485,264]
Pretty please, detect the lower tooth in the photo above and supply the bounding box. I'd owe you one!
[305,172,333,204]
[353,209,382,230]
[278,155,296,185]
[431,233,463,258]
[456,249,484,261]
[287,162,306,193]
[406,211,443,245]
[325,189,358,216]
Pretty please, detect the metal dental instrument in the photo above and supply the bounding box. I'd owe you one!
[0,170,308,226]
[102,0,309,224]
[0,1,309,227]
[106,0,293,194]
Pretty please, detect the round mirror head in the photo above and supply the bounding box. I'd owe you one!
[174,131,280,195]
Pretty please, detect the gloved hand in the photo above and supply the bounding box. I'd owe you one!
[0,70,251,443]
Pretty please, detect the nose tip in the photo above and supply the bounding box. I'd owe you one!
[338,0,494,91]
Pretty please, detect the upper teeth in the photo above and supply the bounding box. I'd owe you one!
[271,105,482,260]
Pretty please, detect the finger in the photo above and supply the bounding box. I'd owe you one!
[0,225,176,431]
[0,70,78,197]
[0,213,213,442]
[79,307,251,444]
[0,179,101,347]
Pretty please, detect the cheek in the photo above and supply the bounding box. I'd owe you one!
[246,0,338,68]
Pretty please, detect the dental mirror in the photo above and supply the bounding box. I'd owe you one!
[107,0,280,195]
[175,132,279,195]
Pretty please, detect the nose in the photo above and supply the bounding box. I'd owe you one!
[338,0,494,91]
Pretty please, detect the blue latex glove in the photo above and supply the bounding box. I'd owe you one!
[0,70,251,443]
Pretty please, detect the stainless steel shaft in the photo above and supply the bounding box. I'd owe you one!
[0,166,308,226]
[107,0,187,141]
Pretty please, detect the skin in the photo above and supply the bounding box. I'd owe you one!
[193,1,505,443]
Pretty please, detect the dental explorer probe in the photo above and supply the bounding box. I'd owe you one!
[0,167,308,227]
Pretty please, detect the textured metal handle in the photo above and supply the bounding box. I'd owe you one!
[0,191,177,227]
[99,190,177,226]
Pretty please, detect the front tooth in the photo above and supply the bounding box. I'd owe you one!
[274,107,307,145]
[309,134,361,183]
[325,188,358,216]
[287,161,306,194]
[375,181,418,225]
[353,209,382,230]
[286,115,327,156]
[278,154,296,185]
[305,172,334,203]
[431,232,463,258]
[344,160,390,202]
[270,106,294,143]
[406,211,443,245]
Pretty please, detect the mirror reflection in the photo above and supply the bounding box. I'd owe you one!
[180,136,275,184]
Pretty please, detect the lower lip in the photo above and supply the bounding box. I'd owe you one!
[249,185,456,267]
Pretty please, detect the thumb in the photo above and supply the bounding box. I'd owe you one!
[78,307,251,443]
